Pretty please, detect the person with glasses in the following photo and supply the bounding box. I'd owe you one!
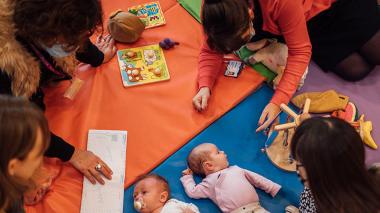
[288,117,380,212]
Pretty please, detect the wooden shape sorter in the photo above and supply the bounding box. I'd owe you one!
[128,1,166,29]
[117,44,170,87]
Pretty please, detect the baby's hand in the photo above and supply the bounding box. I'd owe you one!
[182,168,193,176]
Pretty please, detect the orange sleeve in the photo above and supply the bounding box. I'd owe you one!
[197,39,224,90]
[270,0,312,106]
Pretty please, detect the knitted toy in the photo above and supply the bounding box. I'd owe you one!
[291,90,350,113]
[351,115,377,149]
[292,91,376,149]
[246,39,287,72]
[108,10,145,43]
[245,39,287,87]
[159,38,179,50]
[245,39,308,89]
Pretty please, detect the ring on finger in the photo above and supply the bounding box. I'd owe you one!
[95,163,102,172]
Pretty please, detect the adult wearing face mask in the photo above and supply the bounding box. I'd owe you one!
[0,0,116,203]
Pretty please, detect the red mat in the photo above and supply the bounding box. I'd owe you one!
[25,1,265,212]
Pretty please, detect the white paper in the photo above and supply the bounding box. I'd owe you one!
[80,130,127,213]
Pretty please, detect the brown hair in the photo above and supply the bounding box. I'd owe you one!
[187,144,212,176]
[0,95,50,211]
[13,0,103,49]
[135,174,171,199]
[202,0,251,53]
[291,117,380,212]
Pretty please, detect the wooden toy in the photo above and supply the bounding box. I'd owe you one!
[117,44,170,87]
[153,67,161,76]
[265,99,311,172]
[128,1,166,29]
[274,99,311,131]
[127,51,137,58]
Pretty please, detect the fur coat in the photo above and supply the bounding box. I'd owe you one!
[0,0,77,98]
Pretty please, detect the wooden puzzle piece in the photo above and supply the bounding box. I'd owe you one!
[143,49,157,65]
[124,65,144,82]
[149,67,162,77]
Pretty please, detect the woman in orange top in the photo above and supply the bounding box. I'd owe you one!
[193,0,380,131]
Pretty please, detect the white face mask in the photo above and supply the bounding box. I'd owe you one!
[41,43,77,58]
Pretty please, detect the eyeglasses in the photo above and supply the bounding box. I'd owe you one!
[295,162,309,184]
[296,163,304,171]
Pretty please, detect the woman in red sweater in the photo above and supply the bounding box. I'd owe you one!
[193,0,380,131]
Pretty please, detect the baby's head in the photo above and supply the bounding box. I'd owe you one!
[133,174,170,213]
[187,143,229,177]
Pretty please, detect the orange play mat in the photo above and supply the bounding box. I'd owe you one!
[25,0,265,212]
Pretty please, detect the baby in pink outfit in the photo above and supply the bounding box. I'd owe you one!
[180,143,281,213]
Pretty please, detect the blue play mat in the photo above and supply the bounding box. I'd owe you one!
[124,85,303,212]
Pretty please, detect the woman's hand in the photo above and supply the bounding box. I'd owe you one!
[95,34,117,64]
[69,149,113,185]
[192,87,211,112]
[256,102,281,132]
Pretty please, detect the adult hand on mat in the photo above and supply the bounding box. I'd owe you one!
[95,34,117,64]
[193,87,210,111]
[256,102,281,132]
[69,149,113,185]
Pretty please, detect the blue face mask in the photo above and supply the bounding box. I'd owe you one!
[41,43,76,58]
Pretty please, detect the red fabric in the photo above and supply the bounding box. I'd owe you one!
[25,1,265,212]
[198,0,336,105]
